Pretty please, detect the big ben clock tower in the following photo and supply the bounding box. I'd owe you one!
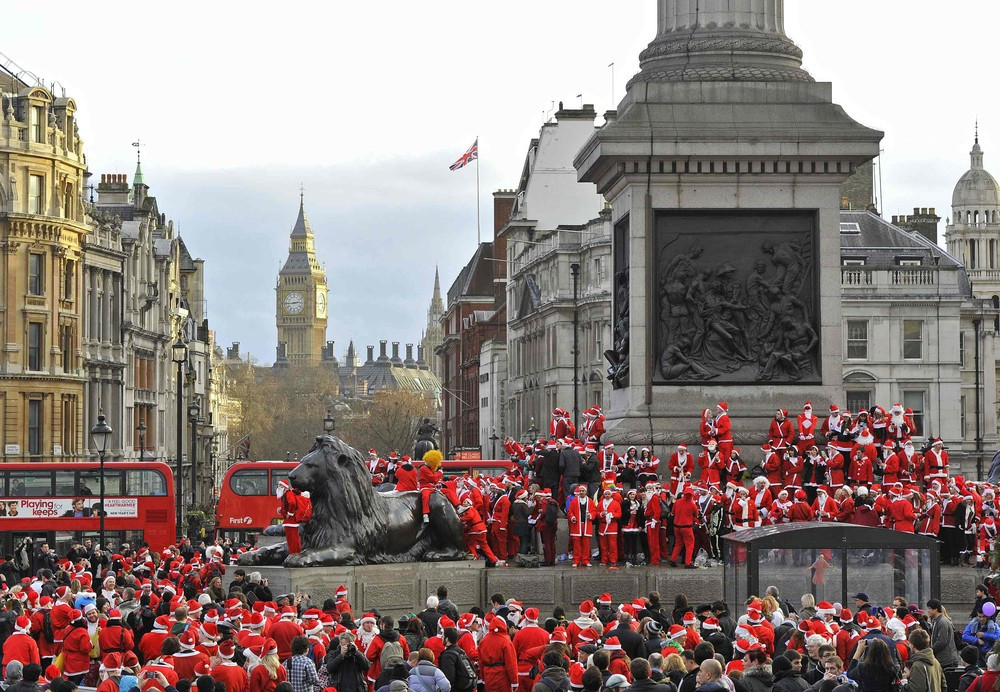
[276,191,329,365]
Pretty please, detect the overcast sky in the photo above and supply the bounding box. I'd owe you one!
[5,1,993,364]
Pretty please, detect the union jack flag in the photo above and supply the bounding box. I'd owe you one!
[449,139,478,171]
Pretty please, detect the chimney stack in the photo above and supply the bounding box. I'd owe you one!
[379,340,388,360]
[391,342,402,364]
[366,345,375,364]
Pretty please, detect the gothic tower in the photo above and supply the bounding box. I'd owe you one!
[276,192,328,365]
[421,266,445,381]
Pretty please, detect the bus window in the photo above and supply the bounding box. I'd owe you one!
[269,470,289,495]
[55,471,76,495]
[8,472,53,497]
[231,469,267,496]
[126,469,167,496]
[79,470,124,496]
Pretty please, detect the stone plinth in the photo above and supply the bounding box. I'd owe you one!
[574,0,883,445]
[226,563,982,619]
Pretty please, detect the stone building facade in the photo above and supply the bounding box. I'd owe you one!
[501,106,609,440]
[421,269,445,382]
[0,74,88,461]
[840,210,997,451]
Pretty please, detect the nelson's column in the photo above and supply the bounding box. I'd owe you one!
[574,0,883,445]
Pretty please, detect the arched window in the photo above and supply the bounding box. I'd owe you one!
[992,295,999,310]
[975,210,980,224]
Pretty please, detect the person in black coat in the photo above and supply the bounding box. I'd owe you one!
[558,442,582,500]
[643,621,667,658]
[539,447,561,497]
[772,655,810,692]
[417,598,442,637]
[326,632,371,692]
[627,658,675,692]
[606,613,645,661]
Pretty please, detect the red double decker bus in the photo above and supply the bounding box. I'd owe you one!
[0,461,176,569]
[215,458,516,543]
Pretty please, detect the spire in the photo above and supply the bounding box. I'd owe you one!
[433,265,441,299]
[132,140,144,187]
[972,124,984,170]
[290,187,313,238]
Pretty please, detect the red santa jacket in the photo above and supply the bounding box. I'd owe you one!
[715,413,732,444]
[797,413,818,446]
[848,454,873,484]
[730,495,757,529]
[673,495,700,529]
[479,630,518,691]
[492,495,512,533]
[764,452,783,487]
[881,453,901,484]
[62,625,93,676]
[768,418,794,449]
[922,449,949,481]
[98,623,135,653]
[698,450,724,487]
[918,501,941,536]
[597,497,622,536]
[211,662,249,692]
[669,452,694,489]
[812,495,838,522]
[568,497,596,537]
[460,505,488,536]
[889,498,916,533]
[787,501,814,522]
[827,452,846,488]
[395,463,418,492]
[512,624,550,678]
[782,454,804,488]
[2,632,39,668]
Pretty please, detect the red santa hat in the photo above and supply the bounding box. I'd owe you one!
[489,619,508,635]
[102,653,123,674]
[761,443,771,452]
[682,612,697,625]
[578,627,600,644]
[458,613,477,630]
[438,616,456,630]
[667,624,686,640]
[218,640,236,659]
[596,593,612,605]
[549,627,568,643]
[804,402,812,410]
[734,639,752,654]
[523,608,539,624]
[677,443,688,450]
[795,489,807,501]
[603,636,622,650]
[359,612,377,625]
[570,662,585,689]
[727,660,745,675]
[702,617,721,631]
[816,601,836,616]
[717,402,728,412]
[839,609,854,624]
[14,615,30,634]
[179,630,197,651]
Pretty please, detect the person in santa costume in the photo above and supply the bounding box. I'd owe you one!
[619,489,643,566]
[670,488,700,568]
[550,408,569,439]
[787,490,814,522]
[782,447,804,493]
[700,408,717,449]
[917,490,942,539]
[880,442,901,485]
[698,438,725,490]
[2,615,39,669]
[825,446,846,491]
[886,403,911,446]
[887,485,917,533]
[642,482,663,566]
[489,480,512,562]
[730,486,757,531]
[750,476,773,524]
[768,489,792,525]
[637,448,660,488]
[796,402,818,456]
[812,487,838,522]
[458,497,502,565]
[762,443,783,493]
[715,402,733,460]
[803,445,826,503]
[597,487,622,567]
[567,483,596,568]
[922,438,950,488]
[479,617,518,692]
[669,444,694,495]
[848,447,873,487]
[210,640,248,692]
[769,409,795,453]
[275,480,310,554]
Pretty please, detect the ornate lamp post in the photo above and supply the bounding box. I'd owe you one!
[489,428,500,460]
[323,408,335,434]
[188,400,201,510]
[137,420,147,461]
[171,340,188,538]
[90,413,112,550]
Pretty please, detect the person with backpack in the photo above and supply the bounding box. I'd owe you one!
[479,617,517,692]
[407,648,451,692]
[533,651,570,692]
[326,632,370,692]
[366,616,411,690]
[957,646,984,692]
[906,629,945,692]
[438,628,477,692]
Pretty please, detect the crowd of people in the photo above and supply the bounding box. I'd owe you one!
[362,403,986,569]
[0,548,997,692]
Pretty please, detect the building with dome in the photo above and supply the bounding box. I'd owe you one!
[947,133,1000,298]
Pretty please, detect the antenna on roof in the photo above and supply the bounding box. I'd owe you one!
[132,139,141,164]
[976,118,980,145]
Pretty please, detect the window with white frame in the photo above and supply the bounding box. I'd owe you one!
[903,320,923,359]
[902,390,925,436]
[846,321,868,359]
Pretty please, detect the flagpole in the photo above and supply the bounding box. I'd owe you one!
[476,136,481,245]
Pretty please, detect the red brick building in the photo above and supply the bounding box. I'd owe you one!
[438,192,514,454]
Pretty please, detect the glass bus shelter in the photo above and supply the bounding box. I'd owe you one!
[722,523,939,611]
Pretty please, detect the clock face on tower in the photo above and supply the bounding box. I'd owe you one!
[283,291,305,315]
[316,288,327,318]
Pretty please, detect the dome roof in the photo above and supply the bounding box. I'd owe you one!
[953,138,1000,210]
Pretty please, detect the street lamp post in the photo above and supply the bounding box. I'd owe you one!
[323,408,335,435]
[90,413,112,550]
[489,428,499,460]
[170,340,188,540]
[137,420,147,461]
[202,422,215,508]
[570,262,580,433]
[188,400,201,509]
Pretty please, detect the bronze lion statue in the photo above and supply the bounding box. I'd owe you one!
[238,435,468,567]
